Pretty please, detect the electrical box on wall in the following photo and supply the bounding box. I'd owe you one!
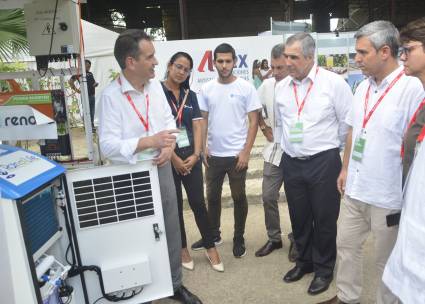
[24,0,80,56]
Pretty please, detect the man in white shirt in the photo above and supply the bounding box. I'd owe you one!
[319,21,423,304]
[98,29,202,304]
[254,43,295,259]
[275,32,353,295]
[383,17,425,304]
[193,43,262,258]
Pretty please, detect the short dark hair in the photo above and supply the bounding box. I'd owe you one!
[400,17,425,47]
[85,59,91,65]
[167,51,194,89]
[114,29,152,69]
[213,43,236,61]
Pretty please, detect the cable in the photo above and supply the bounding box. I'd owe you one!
[92,296,104,304]
[39,0,59,77]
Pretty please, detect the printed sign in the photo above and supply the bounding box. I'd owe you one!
[0,150,54,186]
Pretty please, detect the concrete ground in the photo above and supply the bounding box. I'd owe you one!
[155,203,378,304]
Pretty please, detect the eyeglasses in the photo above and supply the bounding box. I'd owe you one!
[399,43,423,57]
[173,63,192,74]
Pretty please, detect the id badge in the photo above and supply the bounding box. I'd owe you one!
[289,121,303,143]
[352,130,367,162]
[176,127,190,148]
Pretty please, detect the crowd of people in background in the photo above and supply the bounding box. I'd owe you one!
[97,17,425,304]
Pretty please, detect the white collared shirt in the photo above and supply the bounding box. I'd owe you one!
[258,77,285,166]
[345,66,424,209]
[383,143,425,304]
[98,74,176,164]
[198,77,262,157]
[275,64,353,157]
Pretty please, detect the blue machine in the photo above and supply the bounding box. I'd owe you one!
[0,144,66,304]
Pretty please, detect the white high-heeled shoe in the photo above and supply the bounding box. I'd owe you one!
[205,252,224,272]
[182,260,194,271]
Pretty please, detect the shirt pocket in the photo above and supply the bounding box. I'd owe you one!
[381,107,404,137]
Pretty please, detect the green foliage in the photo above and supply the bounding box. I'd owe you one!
[0,9,28,62]
[0,61,30,91]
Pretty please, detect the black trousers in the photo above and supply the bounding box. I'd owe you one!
[172,155,215,249]
[282,148,341,278]
[206,156,248,241]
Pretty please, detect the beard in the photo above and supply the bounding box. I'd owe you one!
[217,66,234,80]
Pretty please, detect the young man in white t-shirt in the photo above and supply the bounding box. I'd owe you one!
[192,43,262,258]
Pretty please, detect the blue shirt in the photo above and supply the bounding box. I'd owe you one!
[161,83,202,149]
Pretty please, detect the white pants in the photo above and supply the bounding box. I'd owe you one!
[336,196,399,304]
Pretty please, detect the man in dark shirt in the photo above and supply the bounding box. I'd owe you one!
[69,59,98,128]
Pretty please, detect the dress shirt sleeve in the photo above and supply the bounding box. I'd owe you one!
[274,86,284,146]
[333,77,354,145]
[98,92,139,164]
[257,82,268,120]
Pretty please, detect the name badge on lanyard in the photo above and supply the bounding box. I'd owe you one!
[172,89,191,148]
[352,70,404,162]
[289,121,304,143]
[289,67,319,144]
[352,129,367,162]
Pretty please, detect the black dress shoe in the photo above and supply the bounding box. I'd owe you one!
[255,240,283,257]
[308,276,333,295]
[283,266,313,283]
[170,285,202,304]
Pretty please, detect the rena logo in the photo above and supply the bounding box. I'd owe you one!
[2,115,36,127]
[197,50,248,72]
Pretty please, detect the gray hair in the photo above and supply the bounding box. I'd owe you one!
[354,20,400,57]
[271,43,285,59]
[286,32,315,58]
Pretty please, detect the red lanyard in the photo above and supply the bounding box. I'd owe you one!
[418,126,425,143]
[170,89,189,127]
[362,70,404,129]
[118,76,149,132]
[292,66,319,118]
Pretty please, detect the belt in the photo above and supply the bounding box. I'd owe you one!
[284,148,339,161]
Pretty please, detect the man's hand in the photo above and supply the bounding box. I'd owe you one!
[172,155,190,175]
[235,149,250,171]
[183,155,198,172]
[262,126,274,142]
[154,146,173,167]
[150,129,179,149]
[337,168,347,195]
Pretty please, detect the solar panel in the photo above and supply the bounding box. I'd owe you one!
[72,170,155,229]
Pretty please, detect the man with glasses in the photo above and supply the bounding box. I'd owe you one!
[192,43,262,258]
[319,21,423,304]
[383,17,425,304]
